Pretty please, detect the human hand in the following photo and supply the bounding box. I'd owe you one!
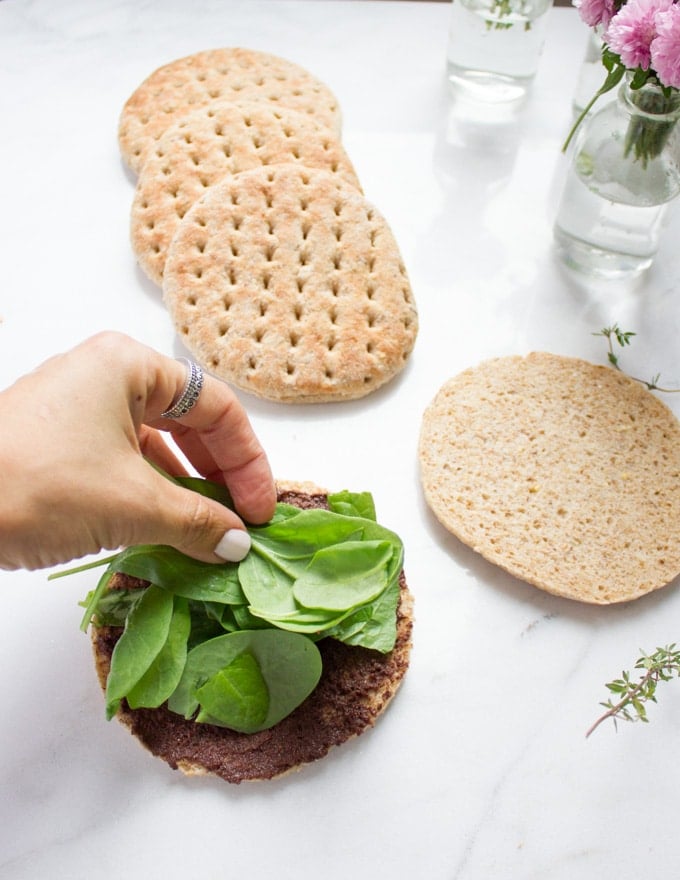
[0,332,277,570]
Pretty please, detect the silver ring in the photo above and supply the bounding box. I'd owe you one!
[161,358,204,419]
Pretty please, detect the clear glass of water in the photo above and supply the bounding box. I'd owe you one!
[446,0,554,106]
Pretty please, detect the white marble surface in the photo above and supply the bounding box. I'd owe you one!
[2,1,680,877]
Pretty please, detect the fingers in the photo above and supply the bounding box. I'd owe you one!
[138,426,191,478]
[146,360,277,525]
[123,464,253,563]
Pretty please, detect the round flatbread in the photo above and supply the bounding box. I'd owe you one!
[131,102,360,286]
[90,484,413,784]
[418,352,680,604]
[119,48,342,173]
[162,163,418,403]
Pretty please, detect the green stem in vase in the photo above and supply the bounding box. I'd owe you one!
[562,57,625,153]
[623,85,680,169]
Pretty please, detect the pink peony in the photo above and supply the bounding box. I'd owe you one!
[605,0,674,69]
[651,3,680,87]
[574,0,616,28]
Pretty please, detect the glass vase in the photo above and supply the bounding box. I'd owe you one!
[554,78,680,278]
[571,30,610,118]
[446,0,554,106]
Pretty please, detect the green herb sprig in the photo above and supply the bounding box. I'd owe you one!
[587,645,680,737]
[588,325,680,738]
[595,324,679,393]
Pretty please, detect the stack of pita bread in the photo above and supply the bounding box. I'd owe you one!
[120,48,418,403]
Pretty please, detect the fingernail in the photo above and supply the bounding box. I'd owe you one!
[214,529,251,562]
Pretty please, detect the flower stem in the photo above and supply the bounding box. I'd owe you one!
[562,64,625,154]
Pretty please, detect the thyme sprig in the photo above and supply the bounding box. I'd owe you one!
[594,324,679,393]
[586,325,680,738]
[587,645,680,737]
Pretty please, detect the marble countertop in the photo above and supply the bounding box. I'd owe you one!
[2,1,680,878]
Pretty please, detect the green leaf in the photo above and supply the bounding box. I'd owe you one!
[90,587,146,626]
[195,651,269,731]
[293,540,394,611]
[324,576,401,653]
[110,545,245,605]
[169,629,322,732]
[80,567,115,631]
[248,605,351,634]
[250,509,365,560]
[242,508,403,641]
[175,475,234,508]
[238,550,299,617]
[105,585,174,719]
[328,490,377,521]
[126,596,191,710]
[187,602,229,649]
[268,503,306,523]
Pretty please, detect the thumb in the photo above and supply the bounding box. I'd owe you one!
[128,474,254,563]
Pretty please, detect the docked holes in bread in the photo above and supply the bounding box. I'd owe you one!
[131,102,361,286]
[162,164,418,403]
[119,48,342,173]
[418,352,680,604]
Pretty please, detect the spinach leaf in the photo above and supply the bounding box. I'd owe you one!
[80,567,116,631]
[241,508,403,645]
[87,587,146,627]
[194,651,269,731]
[237,551,298,617]
[324,576,401,653]
[187,602,229,649]
[247,605,351,635]
[328,490,376,522]
[175,476,234,509]
[105,585,174,719]
[231,603,272,631]
[126,596,191,710]
[292,540,394,611]
[250,510,364,560]
[268,503,306,523]
[169,629,322,732]
[109,545,245,605]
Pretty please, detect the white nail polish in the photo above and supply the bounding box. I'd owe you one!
[214,529,251,562]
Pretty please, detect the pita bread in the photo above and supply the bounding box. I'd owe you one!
[419,352,680,603]
[119,48,342,173]
[131,101,359,285]
[162,163,417,403]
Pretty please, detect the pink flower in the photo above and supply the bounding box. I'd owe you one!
[651,3,680,87]
[605,0,674,69]
[574,0,616,28]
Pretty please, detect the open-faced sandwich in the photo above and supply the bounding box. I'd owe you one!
[79,479,412,783]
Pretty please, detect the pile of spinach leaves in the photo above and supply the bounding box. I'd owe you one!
[59,479,404,735]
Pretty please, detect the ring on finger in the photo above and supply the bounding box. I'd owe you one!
[161,358,204,419]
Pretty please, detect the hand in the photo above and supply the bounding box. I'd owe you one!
[0,332,277,570]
